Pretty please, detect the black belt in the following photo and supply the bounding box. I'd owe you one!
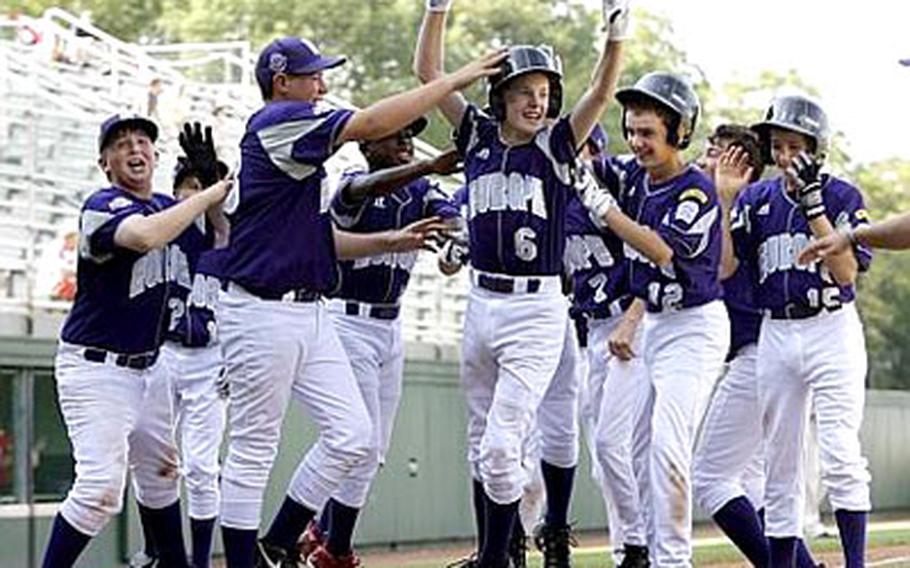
[83,348,159,370]
[344,301,400,320]
[222,280,320,302]
[769,303,842,320]
[477,274,541,294]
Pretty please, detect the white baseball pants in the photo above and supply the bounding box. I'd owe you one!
[642,300,729,567]
[758,304,870,538]
[693,344,765,516]
[287,302,405,508]
[588,316,651,549]
[461,276,569,505]
[217,285,372,529]
[163,342,227,520]
[55,342,180,536]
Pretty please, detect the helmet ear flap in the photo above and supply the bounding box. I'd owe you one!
[547,79,563,119]
[678,104,699,149]
[490,90,506,121]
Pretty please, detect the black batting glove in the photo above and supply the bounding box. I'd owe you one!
[179,122,220,187]
[787,151,825,221]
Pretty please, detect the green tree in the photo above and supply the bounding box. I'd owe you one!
[850,159,910,389]
[8,0,164,42]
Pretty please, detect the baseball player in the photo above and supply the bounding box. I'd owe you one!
[415,0,627,565]
[723,94,872,567]
[578,71,731,566]
[288,118,462,565]
[692,124,821,568]
[439,186,547,568]
[208,36,505,568]
[568,126,651,568]
[167,139,231,568]
[132,152,230,568]
[42,114,232,568]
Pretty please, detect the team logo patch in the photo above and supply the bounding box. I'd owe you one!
[675,200,700,224]
[679,187,708,204]
[477,148,490,161]
[108,196,133,211]
[268,53,288,73]
[757,203,771,216]
[855,208,870,222]
[835,210,851,230]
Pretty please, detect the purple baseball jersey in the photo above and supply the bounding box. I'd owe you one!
[608,157,724,313]
[210,100,354,297]
[564,159,632,319]
[328,170,459,304]
[164,221,220,348]
[723,261,762,360]
[731,175,872,313]
[61,187,177,353]
[455,105,578,276]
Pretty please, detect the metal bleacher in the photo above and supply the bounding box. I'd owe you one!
[0,9,468,353]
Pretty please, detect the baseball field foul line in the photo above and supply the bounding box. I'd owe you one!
[568,520,910,556]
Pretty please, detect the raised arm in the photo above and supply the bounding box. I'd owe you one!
[715,147,754,279]
[342,150,461,204]
[578,175,674,268]
[340,47,506,144]
[568,0,628,148]
[413,0,471,128]
[789,152,858,286]
[115,179,232,253]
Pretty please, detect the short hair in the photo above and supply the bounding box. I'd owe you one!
[710,124,764,182]
[259,80,273,101]
[623,98,681,146]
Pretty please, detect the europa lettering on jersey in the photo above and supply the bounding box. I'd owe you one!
[351,250,419,271]
[757,233,817,284]
[563,234,615,276]
[467,172,547,220]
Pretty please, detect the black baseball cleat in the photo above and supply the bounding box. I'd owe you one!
[508,523,529,568]
[255,539,299,568]
[617,544,650,568]
[533,523,577,568]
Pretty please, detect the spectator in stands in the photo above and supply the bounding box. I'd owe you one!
[51,231,78,301]
[147,78,164,120]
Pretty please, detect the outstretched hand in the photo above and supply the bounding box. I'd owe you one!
[602,0,631,39]
[428,149,462,176]
[797,230,852,264]
[386,216,452,253]
[448,48,509,91]
[179,122,220,187]
[715,146,753,204]
[787,151,825,220]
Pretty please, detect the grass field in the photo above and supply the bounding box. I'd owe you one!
[360,521,910,567]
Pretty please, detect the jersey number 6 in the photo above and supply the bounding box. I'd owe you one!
[515,227,538,262]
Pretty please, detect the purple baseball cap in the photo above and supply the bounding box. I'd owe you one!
[255,37,347,93]
[98,114,158,152]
